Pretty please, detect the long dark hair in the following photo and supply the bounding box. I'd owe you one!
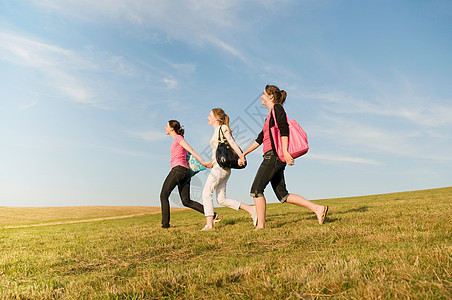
[265,84,287,105]
[168,120,184,136]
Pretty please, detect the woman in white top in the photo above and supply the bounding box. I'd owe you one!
[201,108,257,230]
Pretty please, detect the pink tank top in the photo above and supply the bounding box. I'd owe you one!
[262,113,272,153]
[170,135,189,169]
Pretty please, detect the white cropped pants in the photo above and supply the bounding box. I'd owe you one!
[202,163,241,216]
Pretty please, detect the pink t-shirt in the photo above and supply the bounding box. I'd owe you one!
[170,135,189,169]
[262,113,272,153]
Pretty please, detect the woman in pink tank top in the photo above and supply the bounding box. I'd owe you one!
[160,120,219,228]
[239,85,329,230]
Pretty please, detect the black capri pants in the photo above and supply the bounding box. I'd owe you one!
[250,150,290,202]
[160,166,204,228]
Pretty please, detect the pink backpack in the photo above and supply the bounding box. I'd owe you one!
[270,108,309,162]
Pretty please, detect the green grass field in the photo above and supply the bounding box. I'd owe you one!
[1,187,451,299]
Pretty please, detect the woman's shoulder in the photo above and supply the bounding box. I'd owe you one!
[272,103,286,119]
[220,124,229,132]
[274,103,286,113]
[175,135,185,143]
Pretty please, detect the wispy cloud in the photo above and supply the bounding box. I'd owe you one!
[125,129,166,143]
[0,32,75,67]
[19,99,38,110]
[0,32,100,105]
[312,114,422,156]
[87,144,158,159]
[106,54,139,77]
[162,77,178,90]
[168,62,197,75]
[0,31,176,107]
[308,153,381,165]
[308,113,452,162]
[204,35,247,62]
[305,89,452,128]
[0,32,90,69]
[29,0,251,62]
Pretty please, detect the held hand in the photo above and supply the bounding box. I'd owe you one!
[238,155,246,166]
[283,151,294,166]
[203,161,213,168]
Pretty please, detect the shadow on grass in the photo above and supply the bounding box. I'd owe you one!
[268,211,310,218]
[220,208,346,228]
[304,215,339,224]
[221,218,239,226]
[271,215,339,227]
[219,216,255,227]
[342,206,369,214]
[267,210,340,226]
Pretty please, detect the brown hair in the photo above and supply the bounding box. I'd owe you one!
[211,108,230,130]
[265,84,287,105]
[168,120,184,136]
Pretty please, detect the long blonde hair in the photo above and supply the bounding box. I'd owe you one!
[212,108,230,131]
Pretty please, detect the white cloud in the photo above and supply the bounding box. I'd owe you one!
[125,129,166,143]
[0,31,174,107]
[308,153,381,165]
[107,55,138,77]
[28,0,250,62]
[0,30,210,107]
[86,144,158,159]
[308,113,452,162]
[169,62,197,74]
[305,90,452,128]
[162,77,178,90]
[60,85,95,104]
[309,113,420,156]
[0,32,93,69]
[0,32,100,105]
[19,100,38,110]
[204,35,247,62]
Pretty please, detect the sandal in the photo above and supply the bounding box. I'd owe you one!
[319,205,328,225]
[214,212,223,223]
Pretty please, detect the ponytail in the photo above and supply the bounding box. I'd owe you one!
[168,120,184,136]
[211,108,230,130]
[280,90,287,105]
[265,84,287,105]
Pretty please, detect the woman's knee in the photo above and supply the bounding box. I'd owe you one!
[180,196,193,207]
[202,185,214,201]
[160,189,170,202]
[217,195,228,206]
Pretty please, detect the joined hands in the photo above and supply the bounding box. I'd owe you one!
[238,155,246,167]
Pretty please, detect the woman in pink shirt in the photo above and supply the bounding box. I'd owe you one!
[239,85,328,230]
[160,120,219,228]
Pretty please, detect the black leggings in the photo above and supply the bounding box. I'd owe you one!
[160,166,204,228]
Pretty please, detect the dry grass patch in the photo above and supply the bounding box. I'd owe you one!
[0,206,186,227]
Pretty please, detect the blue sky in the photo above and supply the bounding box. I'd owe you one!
[1,0,451,207]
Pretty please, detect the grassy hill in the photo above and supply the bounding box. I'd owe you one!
[0,187,450,299]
